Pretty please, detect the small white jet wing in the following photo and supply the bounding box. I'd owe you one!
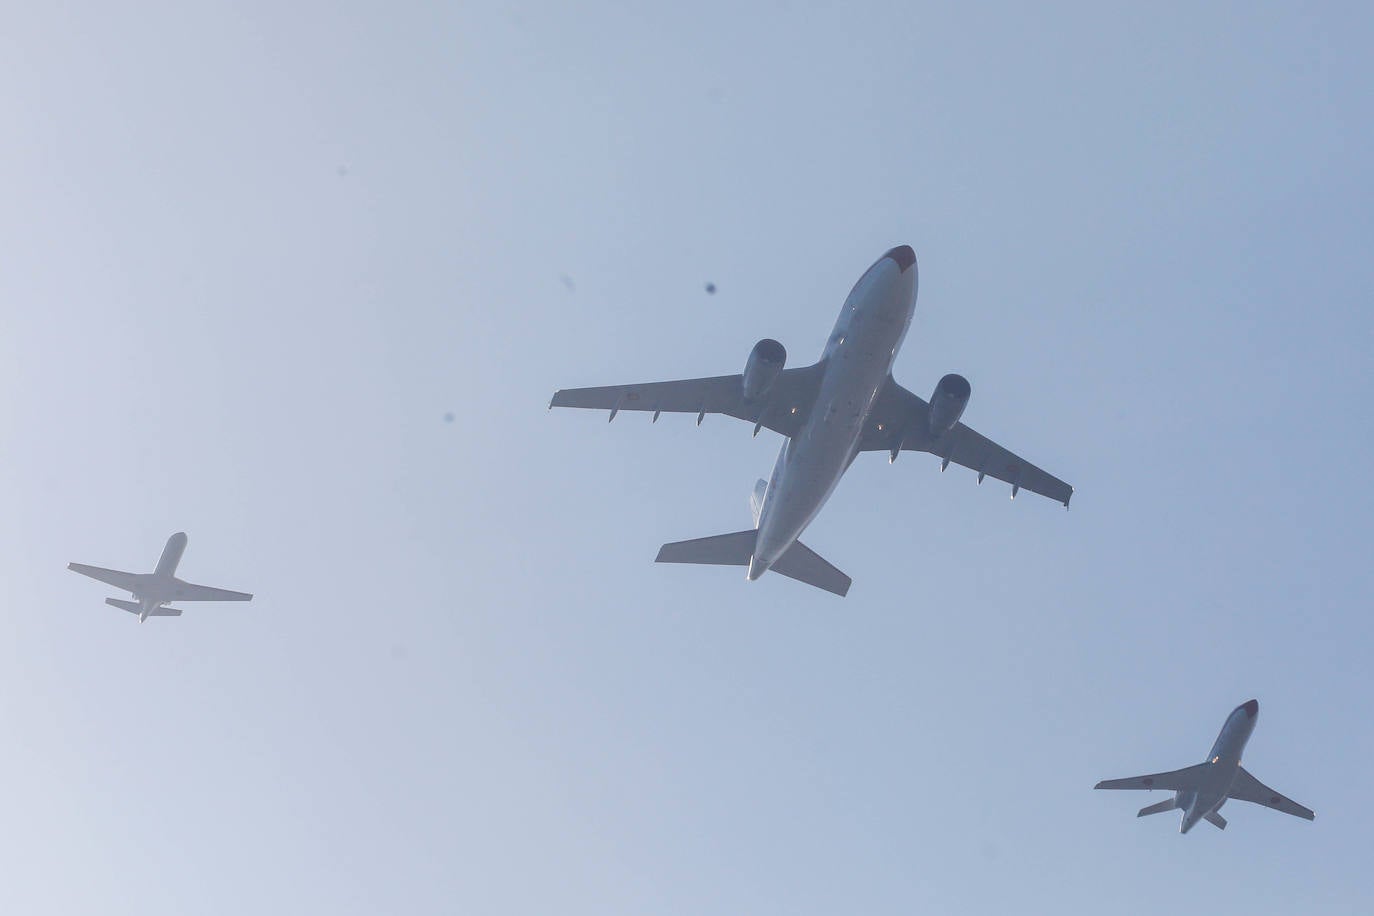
[1227,766,1315,821]
[170,579,253,602]
[68,563,144,594]
[550,365,824,438]
[860,379,1074,506]
[1094,762,1210,792]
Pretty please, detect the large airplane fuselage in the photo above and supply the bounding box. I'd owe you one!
[1178,699,1259,833]
[750,249,918,577]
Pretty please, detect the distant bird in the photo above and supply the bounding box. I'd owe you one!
[560,274,576,292]
[705,282,716,294]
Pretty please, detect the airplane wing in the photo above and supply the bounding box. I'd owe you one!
[170,579,253,602]
[859,378,1074,506]
[68,563,145,594]
[1094,762,1210,791]
[1227,766,1315,821]
[550,364,824,438]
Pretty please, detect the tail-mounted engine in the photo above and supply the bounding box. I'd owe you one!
[928,373,971,436]
[743,339,786,401]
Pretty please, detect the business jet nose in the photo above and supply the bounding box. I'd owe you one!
[884,245,916,273]
[1242,699,1259,719]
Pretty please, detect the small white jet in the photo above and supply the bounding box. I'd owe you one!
[550,246,1072,595]
[69,532,252,622]
[1095,699,1315,833]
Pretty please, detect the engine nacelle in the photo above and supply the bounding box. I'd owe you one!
[742,338,786,401]
[928,373,971,436]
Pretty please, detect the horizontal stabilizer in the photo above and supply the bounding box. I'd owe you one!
[105,598,182,617]
[655,528,850,596]
[1205,811,1227,830]
[771,540,851,597]
[1137,798,1177,818]
[656,529,757,566]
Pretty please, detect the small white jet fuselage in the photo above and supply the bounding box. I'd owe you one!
[1095,699,1315,833]
[1175,699,1259,833]
[69,532,253,622]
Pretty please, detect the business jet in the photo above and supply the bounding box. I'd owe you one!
[1095,699,1315,833]
[69,532,252,622]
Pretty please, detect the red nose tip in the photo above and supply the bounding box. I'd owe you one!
[884,245,916,273]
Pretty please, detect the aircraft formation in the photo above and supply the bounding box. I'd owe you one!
[67,245,1314,835]
[549,245,1315,833]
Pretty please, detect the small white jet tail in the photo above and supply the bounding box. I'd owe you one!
[655,529,851,597]
[105,598,182,618]
[1137,798,1178,818]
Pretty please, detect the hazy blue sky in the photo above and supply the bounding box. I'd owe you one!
[3,2,1372,913]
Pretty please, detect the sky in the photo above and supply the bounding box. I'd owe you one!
[2,2,1372,913]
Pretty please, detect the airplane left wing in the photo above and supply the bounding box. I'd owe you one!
[68,563,144,594]
[1227,766,1315,821]
[1094,762,1210,792]
[860,378,1073,506]
[170,579,253,602]
[550,364,824,439]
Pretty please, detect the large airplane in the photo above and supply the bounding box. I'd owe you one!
[550,245,1072,596]
[68,532,252,622]
[1095,699,1315,833]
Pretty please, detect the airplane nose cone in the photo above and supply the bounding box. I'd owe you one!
[884,245,917,273]
[1242,699,1259,719]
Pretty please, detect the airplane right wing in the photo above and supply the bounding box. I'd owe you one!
[1227,766,1315,820]
[170,579,253,602]
[550,364,825,438]
[1094,762,1210,792]
[859,378,1073,506]
[68,563,145,594]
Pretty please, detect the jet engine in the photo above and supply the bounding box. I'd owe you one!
[743,338,786,401]
[928,373,971,436]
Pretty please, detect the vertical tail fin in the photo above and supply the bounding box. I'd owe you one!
[750,479,767,526]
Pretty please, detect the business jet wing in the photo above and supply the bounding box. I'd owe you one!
[1227,766,1315,820]
[860,379,1074,506]
[68,563,145,594]
[169,579,253,602]
[550,364,824,438]
[1094,763,1210,791]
